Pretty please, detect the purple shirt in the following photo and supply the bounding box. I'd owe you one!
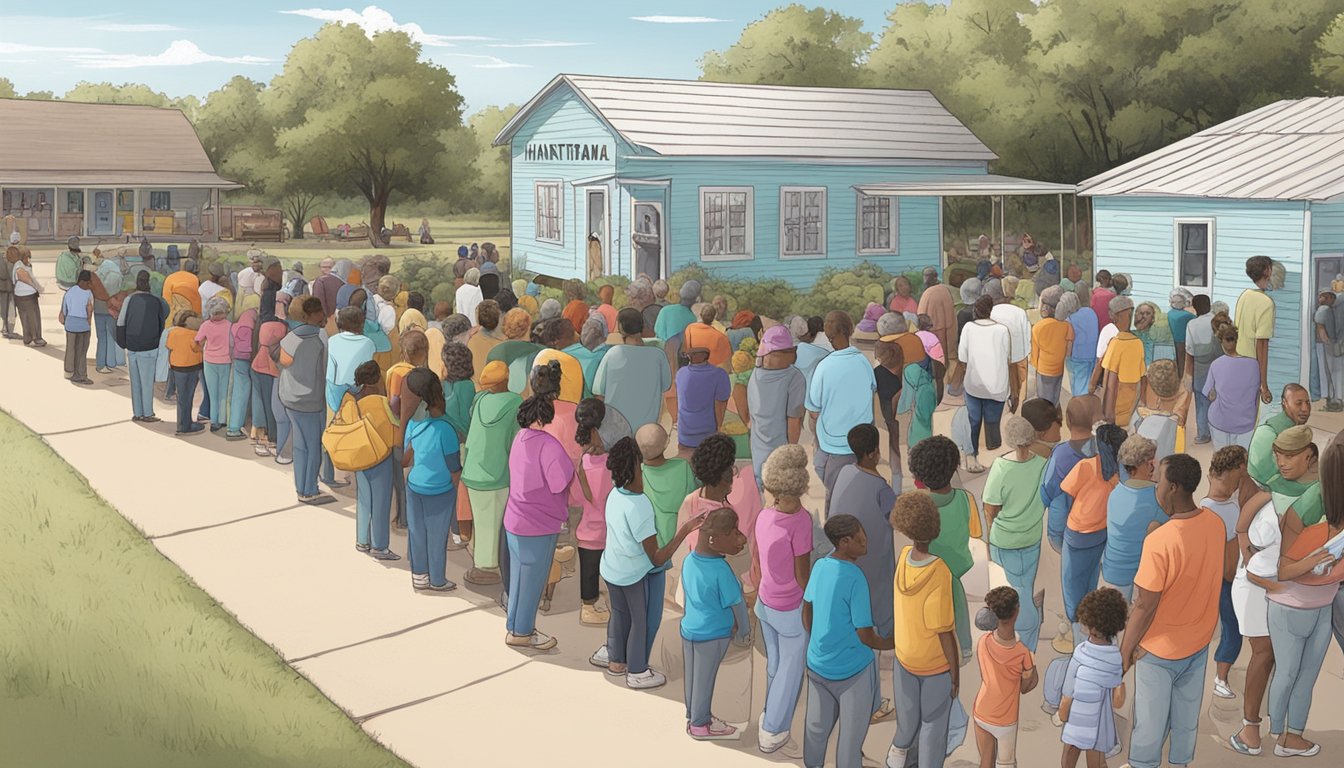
[503,428,575,536]
[1203,355,1262,435]
[675,363,732,448]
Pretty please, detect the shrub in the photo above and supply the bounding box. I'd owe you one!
[797,262,893,321]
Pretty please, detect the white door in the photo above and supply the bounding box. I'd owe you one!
[93,191,114,235]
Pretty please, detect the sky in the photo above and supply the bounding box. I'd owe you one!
[0,1,912,112]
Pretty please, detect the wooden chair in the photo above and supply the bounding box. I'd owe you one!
[309,216,331,241]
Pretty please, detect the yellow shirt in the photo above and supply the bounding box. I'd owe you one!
[1030,317,1074,377]
[533,348,584,404]
[1234,289,1274,358]
[1101,332,1146,384]
[425,327,448,380]
[893,546,955,675]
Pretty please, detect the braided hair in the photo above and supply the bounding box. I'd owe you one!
[1096,423,1128,482]
[516,360,561,428]
[575,397,606,449]
[606,436,640,489]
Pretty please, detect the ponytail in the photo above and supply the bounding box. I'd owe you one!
[517,360,562,428]
[1096,423,1128,482]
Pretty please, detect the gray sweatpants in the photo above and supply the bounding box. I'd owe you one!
[606,576,650,674]
[813,447,857,517]
[1036,373,1063,405]
[683,636,729,727]
[804,660,876,768]
[890,662,953,768]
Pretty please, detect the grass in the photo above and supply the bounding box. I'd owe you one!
[0,410,412,768]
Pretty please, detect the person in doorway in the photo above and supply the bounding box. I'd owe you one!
[806,311,877,515]
[60,270,94,385]
[1234,255,1282,407]
[983,415,1049,652]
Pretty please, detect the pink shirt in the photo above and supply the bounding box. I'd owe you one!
[916,330,945,364]
[251,320,287,377]
[504,428,575,537]
[888,295,917,315]
[676,473,764,585]
[1091,288,1116,333]
[570,453,614,550]
[541,400,582,466]
[754,506,815,611]
[194,318,233,365]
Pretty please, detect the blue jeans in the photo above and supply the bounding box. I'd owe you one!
[1061,530,1106,623]
[756,601,809,735]
[1211,426,1251,450]
[171,369,199,431]
[128,349,157,418]
[227,359,251,433]
[1066,357,1095,398]
[356,455,396,550]
[991,542,1042,652]
[407,486,456,587]
[1215,579,1242,665]
[1267,601,1332,735]
[273,386,292,458]
[197,371,211,421]
[203,362,229,426]
[250,371,276,439]
[965,393,1004,453]
[1129,647,1208,768]
[287,408,324,497]
[94,312,124,369]
[506,531,558,637]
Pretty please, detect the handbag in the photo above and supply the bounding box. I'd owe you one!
[322,392,393,472]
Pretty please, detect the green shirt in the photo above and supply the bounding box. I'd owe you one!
[1248,411,1309,497]
[983,453,1048,550]
[1285,481,1324,527]
[441,378,476,440]
[460,390,522,491]
[642,459,699,545]
[929,489,980,577]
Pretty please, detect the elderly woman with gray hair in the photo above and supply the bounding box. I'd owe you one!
[1058,287,1099,398]
[949,277,984,396]
[1030,285,1073,405]
[194,295,234,431]
[1167,288,1196,378]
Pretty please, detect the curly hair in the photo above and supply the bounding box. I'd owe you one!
[1077,587,1128,640]
[575,397,606,449]
[606,436,640,489]
[1002,415,1037,448]
[516,360,561,428]
[440,341,474,383]
[1117,434,1156,470]
[985,586,1020,621]
[1147,359,1179,398]
[691,433,737,487]
[354,359,382,388]
[891,491,940,543]
[501,307,532,340]
[441,313,472,341]
[1215,321,1239,346]
[1210,445,1248,477]
[762,444,810,498]
[908,436,959,490]
[476,299,500,331]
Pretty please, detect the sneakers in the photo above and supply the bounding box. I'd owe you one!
[96,366,112,374]
[758,716,803,757]
[626,668,667,690]
[275,455,293,466]
[412,574,430,590]
[446,534,468,551]
[687,717,737,740]
[355,543,372,553]
[370,548,401,561]
[1212,677,1236,699]
[505,631,557,651]
[464,567,501,585]
[870,698,895,724]
[1274,742,1321,758]
[426,579,457,592]
[589,645,610,668]
[580,602,610,625]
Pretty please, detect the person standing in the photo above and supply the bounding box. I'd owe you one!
[194,296,233,432]
[60,270,94,385]
[983,415,1049,652]
[990,277,1031,411]
[467,299,504,382]
[1184,296,1222,444]
[1060,425,1127,635]
[959,295,1012,463]
[1247,383,1312,495]
[0,232,19,339]
[401,368,464,591]
[1098,296,1146,428]
[789,315,831,391]
[1030,286,1073,405]
[916,267,956,387]
[1234,255,1280,408]
[1059,287,1098,398]
[456,268,484,328]
[1121,454,1224,768]
[10,244,44,346]
[1089,270,1116,334]
[461,361,521,586]
[310,257,341,320]
[592,308,672,431]
[277,297,330,505]
[1167,289,1195,380]
[92,250,126,373]
[165,311,204,436]
[349,361,400,561]
[973,587,1038,768]
[1201,446,1254,704]
[909,435,982,658]
[680,507,751,740]
[676,343,731,453]
[806,311,877,514]
[117,270,170,422]
[1102,436,1165,600]
[1203,323,1261,449]
[55,235,85,290]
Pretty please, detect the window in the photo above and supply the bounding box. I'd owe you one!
[700,187,754,260]
[149,191,172,211]
[857,193,898,255]
[534,181,562,243]
[780,187,827,258]
[1174,219,1213,292]
[65,191,84,214]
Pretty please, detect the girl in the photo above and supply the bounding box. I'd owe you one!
[1203,321,1261,449]
[1059,425,1127,639]
[598,436,701,689]
[572,398,632,626]
[1059,587,1127,768]
[351,361,400,561]
[907,435,981,657]
[753,444,813,758]
[402,368,461,592]
[195,295,232,432]
[888,274,917,315]
[974,587,1038,768]
[681,507,750,740]
[441,341,475,549]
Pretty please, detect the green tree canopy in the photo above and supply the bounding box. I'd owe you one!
[700,4,873,87]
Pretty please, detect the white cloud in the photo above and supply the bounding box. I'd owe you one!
[630,15,729,24]
[0,42,104,54]
[280,6,492,46]
[486,40,590,49]
[439,53,529,70]
[69,40,270,69]
[92,23,184,32]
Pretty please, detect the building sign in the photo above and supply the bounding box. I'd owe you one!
[524,142,610,162]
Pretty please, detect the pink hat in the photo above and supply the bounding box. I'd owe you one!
[757,324,796,357]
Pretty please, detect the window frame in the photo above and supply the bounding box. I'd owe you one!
[534,180,563,245]
[149,191,172,211]
[855,192,899,256]
[699,185,755,262]
[1172,218,1214,295]
[779,185,828,260]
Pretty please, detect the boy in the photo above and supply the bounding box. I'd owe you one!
[681,507,751,740]
[908,435,981,658]
[973,586,1038,768]
[1202,445,1254,700]
[888,491,959,768]
[637,423,700,609]
[1042,395,1099,553]
[1020,398,1062,460]
[676,342,731,453]
[60,269,94,385]
[803,514,894,768]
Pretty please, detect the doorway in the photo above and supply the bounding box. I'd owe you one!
[92,191,114,235]
[585,188,607,280]
[632,200,664,281]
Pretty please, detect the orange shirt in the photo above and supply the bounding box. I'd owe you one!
[1060,456,1116,534]
[161,270,202,327]
[973,633,1035,726]
[165,326,203,369]
[562,300,589,335]
[1133,509,1225,660]
[684,322,732,368]
[385,361,414,406]
[1030,317,1074,377]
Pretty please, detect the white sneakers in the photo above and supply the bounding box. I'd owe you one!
[1212,676,1236,699]
[758,714,803,757]
[625,668,666,690]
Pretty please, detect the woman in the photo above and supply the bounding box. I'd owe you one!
[856,302,885,334]
[1204,321,1261,449]
[1135,358,1190,461]
[959,295,1011,458]
[441,340,476,548]
[418,217,434,245]
[1101,435,1163,600]
[727,310,761,353]
[502,361,574,651]
[195,295,233,432]
[402,368,462,592]
[10,245,44,346]
[1059,290,1097,398]
[982,415,1049,652]
[572,397,633,627]
[479,262,501,302]
[226,304,256,439]
[888,275,917,315]
[250,290,287,457]
[351,361,400,561]
[1132,301,1172,365]
[461,361,522,586]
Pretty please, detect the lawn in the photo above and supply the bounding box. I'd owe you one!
[0,410,411,768]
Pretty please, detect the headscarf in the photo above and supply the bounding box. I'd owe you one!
[539,298,562,321]
[331,258,354,283]
[898,362,935,446]
[976,260,992,281]
[479,262,500,300]
[959,277,983,306]
[526,283,541,298]
[857,302,885,333]
[479,360,509,388]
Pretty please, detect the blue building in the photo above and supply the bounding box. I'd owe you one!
[494,75,1071,288]
[1079,97,1344,398]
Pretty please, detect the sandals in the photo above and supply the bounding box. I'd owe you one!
[1229,719,1263,756]
[870,699,895,724]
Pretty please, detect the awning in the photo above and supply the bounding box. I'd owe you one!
[0,171,244,190]
[854,174,1075,197]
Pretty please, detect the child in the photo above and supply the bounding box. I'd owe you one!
[386,329,429,530]
[637,423,700,609]
[1060,425,1127,639]
[1042,395,1100,553]
[1059,587,1127,768]
[1020,398,1062,460]
[973,587,1038,768]
[888,492,958,768]
[802,514,894,768]
[680,507,751,740]
[908,435,981,657]
[402,368,462,592]
[165,310,204,436]
[350,360,400,561]
[573,398,623,626]
[60,269,94,385]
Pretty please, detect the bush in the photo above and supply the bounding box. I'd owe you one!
[797,262,893,321]
[665,264,802,321]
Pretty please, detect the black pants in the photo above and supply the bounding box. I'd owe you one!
[606,576,650,673]
[579,547,603,603]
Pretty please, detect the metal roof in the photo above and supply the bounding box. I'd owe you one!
[494,74,997,163]
[0,98,241,189]
[855,175,1074,197]
[1078,97,1344,201]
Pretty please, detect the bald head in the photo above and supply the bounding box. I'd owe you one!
[1282,383,1311,426]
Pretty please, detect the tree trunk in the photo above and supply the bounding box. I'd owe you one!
[368,190,390,249]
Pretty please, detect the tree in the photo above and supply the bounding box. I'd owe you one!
[1316,13,1344,92]
[466,105,518,219]
[194,77,279,214]
[0,78,15,99]
[700,5,872,87]
[265,23,465,243]
[62,81,199,118]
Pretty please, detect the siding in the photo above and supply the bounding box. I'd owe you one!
[1311,201,1344,254]
[1093,196,1307,395]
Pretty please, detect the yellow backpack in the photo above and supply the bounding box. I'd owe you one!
[322,392,395,472]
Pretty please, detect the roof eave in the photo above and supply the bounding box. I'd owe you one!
[492,74,647,153]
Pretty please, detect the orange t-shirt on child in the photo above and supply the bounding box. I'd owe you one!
[973,632,1035,726]
[1060,456,1116,535]
[165,327,203,369]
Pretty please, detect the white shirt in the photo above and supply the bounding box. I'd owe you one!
[958,319,1011,401]
[1096,322,1119,359]
[12,261,37,297]
[371,294,396,333]
[236,266,258,297]
[455,283,484,327]
[199,281,226,303]
[990,303,1031,363]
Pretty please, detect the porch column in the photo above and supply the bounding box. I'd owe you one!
[83,188,90,237]
[133,189,141,237]
[52,186,60,239]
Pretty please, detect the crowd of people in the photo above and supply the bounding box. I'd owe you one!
[6,230,1344,768]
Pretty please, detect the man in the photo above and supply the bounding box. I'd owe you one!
[467,299,504,383]
[747,325,806,487]
[117,270,170,423]
[1315,292,1340,410]
[1246,383,1312,496]
[789,315,830,390]
[55,236,86,290]
[1030,285,1073,406]
[1184,296,1223,444]
[684,304,732,370]
[310,257,342,320]
[1167,288,1195,380]
[1090,269,1116,334]
[236,249,263,303]
[456,268,484,328]
[60,270,95,385]
[278,297,332,505]
[674,342,730,453]
[1060,263,1082,293]
[916,266,956,385]
[1098,296,1146,428]
[592,307,672,430]
[959,295,1012,466]
[0,232,18,338]
[91,249,126,374]
[655,279,701,423]
[1234,255,1280,406]
[806,311,877,514]
[989,276,1031,412]
[1121,453,1223,768]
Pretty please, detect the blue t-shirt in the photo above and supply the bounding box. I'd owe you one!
[803,557,874,681]
[403,416,462,496]
[680,552,743,642]
[326,332,376,411]
[1167,308,1194,345]
[805,347,877,456]
[600,488,658,586]
[1067,308,1099,362]
[61,286,93,333]
[1102,481,1165,586]
[794,342,829,393]
[675,363,732,448]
